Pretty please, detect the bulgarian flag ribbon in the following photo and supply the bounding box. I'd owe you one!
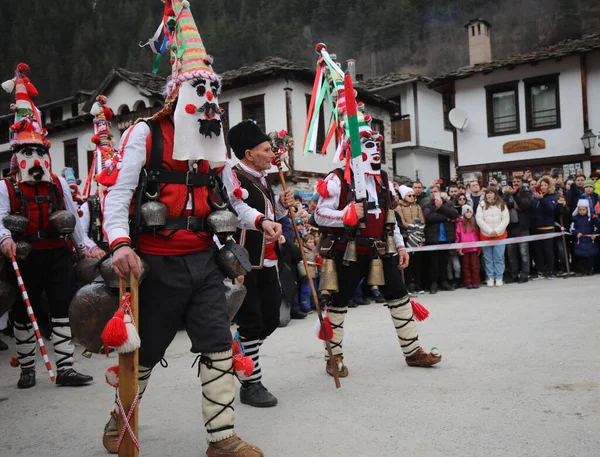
[343,73,367,202]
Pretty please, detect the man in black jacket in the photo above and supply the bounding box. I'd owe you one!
[503,176,532,283]
[423,195,458,294]
[566,174,586,214]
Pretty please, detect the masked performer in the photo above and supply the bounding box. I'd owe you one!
[99,2,262,456]
[311,46,441,378]
[0,63,97,388]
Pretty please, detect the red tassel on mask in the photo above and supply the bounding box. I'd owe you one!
[410,300,429,321]
[101,310,128,348]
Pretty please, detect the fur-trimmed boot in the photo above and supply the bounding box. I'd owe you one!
[201,351,263,457]
[387,296,441,367]
[323,306,349,377]
[102,366,152,454]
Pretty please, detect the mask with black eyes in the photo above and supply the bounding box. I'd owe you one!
[172,77,227,166]
[14,145,52,182]
[360,130,384,176]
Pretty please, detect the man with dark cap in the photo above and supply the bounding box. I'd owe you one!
[222,120,294,408]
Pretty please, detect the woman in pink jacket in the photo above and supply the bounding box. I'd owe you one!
[455,205,481,288]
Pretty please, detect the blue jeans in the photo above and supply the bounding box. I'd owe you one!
[298,277,318,310]
[483,245,506,280]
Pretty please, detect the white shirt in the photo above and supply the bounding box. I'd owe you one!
[314,173,405,249]
[221,160,288,267]
[0,175,97,252]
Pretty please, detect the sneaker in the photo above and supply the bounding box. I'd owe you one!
[55,368,93,386]
[347,300,358,308]
[486,279,494,287]
[374,295,386,303]
[417,289,425,295]
[239,382,278,408]
[440,281,455,291]
[472,284,480,289]
[325,354,349,378]
[207,435,264,457]
[531,274,545,281]
[546,274,555,280]
[495,279,503,287]
[429,282,439,295]
[465,284,473,289]
[518,276,529,284]
[17,368,36,389]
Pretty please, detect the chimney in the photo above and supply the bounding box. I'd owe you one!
[346,59,356,82]
[464,18,492,66]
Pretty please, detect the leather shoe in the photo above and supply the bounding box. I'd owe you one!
[429,282,439,295]
[0,336,8,351]
[17,368,36,389]
[240,382,278,407]
[290,309,307,319]
[518,277,529,284]
[405,347,442,367]
[56,368,93,386]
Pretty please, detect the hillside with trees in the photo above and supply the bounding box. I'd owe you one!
[0,0,598,105]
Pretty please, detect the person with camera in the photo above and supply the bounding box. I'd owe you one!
[502,175,532,283]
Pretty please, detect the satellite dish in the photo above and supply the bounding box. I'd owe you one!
[449,108,469,131]
[81,134,96,152]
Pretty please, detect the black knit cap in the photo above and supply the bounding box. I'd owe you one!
[227,120,271,160]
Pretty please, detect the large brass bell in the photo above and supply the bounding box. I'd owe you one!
[385,234,396,255]
[319,258,339,293]
[342,240,357,265]
[385,208,396,225]
[140,201,168,228]
[367,257,385,286]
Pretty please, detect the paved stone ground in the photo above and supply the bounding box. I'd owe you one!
[0,276,598,457]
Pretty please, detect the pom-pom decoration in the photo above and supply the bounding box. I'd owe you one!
[313,312,333,341]
[315,178,332,198]
[185,104,197,114]
[342,202,359,228]
[105,365,119,388]
[101,310,128,348]
[10,356,20,367]
[410,300,430,322]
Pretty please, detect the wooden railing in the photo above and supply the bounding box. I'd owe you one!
[391,119,411,143]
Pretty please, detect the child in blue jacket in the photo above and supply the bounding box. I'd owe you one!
[570,199,600,275]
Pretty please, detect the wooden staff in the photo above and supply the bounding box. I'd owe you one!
[275,159,341,389]
[119,272,139,457]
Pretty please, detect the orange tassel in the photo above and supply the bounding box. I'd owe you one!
[101,310,128,347]
[411,300,429,321]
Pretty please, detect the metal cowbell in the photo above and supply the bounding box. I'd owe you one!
[385,234,396,255]
[3,214,29,233]
[140,201,168,228]
[319,258,339,293]
[367,258,385,286]
[342,240,358,265]
[49,210,76,235]
[385,208,396,225]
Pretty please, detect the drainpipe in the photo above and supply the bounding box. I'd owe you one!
[284,87,294,173]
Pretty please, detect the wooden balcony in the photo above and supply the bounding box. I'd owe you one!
[391,118,411,144]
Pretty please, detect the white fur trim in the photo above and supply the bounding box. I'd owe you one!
[2,79,15,93]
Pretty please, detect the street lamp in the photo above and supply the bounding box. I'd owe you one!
[580,129,596,154]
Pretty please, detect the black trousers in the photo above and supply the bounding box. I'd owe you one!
[404,251,424,289]
[331,251,408,307]
[138,247,232,368]
[428,249,449,285]
[235,266,281,341]
[9,246,76,323]
[532,228,555,275]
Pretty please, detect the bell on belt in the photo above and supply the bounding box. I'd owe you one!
[319,258,338,293]
[367,258,385,286]
[385,208,396,226]
[385,234,396,255]
[49,210,76,235]
[342,240,357,265]
[140,201,168,228]
[15,241,33,260]
[3,214,29,233]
